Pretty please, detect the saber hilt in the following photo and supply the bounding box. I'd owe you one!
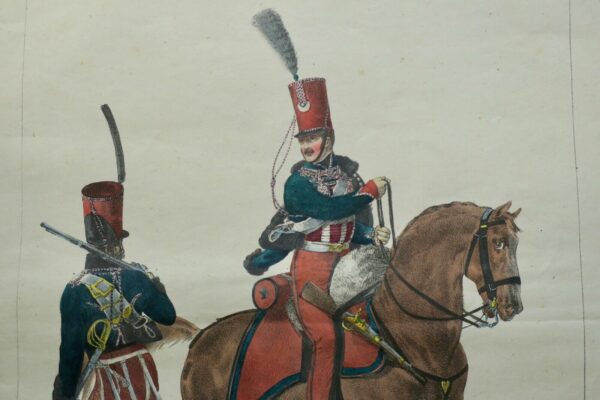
[301,282,426,385]
[341,310,427,384]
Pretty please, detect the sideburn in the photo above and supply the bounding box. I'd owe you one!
[315,133,333,163]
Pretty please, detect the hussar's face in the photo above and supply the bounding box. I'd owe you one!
[298,134,323,162]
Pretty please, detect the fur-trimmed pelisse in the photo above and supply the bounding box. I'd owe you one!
[329,245,390,307]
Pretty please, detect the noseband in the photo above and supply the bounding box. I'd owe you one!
[386,207,521,329]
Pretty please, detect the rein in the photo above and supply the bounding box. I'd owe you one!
[382,178,397,249]
[383,275,489,326]
[378,199,521,329]
[373,189,522,397]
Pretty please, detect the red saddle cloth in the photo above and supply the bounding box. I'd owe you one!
[228,274,384,400]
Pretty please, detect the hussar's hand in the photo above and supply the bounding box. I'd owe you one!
[243,248,268,276]
[372,177,388,198]
[373,226,391,246]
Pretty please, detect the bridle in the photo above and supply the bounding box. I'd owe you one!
[463,207,521,324]
[383,206,521,329]
[374,189,523,393]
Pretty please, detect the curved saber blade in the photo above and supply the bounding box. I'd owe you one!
[101,104,126,183]
[74,348,102,399]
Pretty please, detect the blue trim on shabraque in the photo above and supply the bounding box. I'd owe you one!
[228,310,267,400]
[231,301,384,398]
[259,373,303,399]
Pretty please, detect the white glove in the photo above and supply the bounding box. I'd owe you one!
[373,226,391,245]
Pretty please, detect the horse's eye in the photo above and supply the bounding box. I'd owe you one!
[494,241,505,250]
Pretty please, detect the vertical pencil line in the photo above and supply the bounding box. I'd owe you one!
[17,0,29,398]
[568,0,586,398]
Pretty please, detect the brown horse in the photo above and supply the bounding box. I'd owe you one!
[181,201,523,399]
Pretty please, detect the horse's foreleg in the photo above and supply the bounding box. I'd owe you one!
[341,367,424,399]
[447,370,467,400]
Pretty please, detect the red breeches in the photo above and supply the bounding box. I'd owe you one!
[292,250,341,400]
[85,344,160,400]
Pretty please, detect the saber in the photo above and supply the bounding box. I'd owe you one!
[340,310,427,385]
[40,222,149,274]
[74,319,116,399]
[74,348,103,399]
[101,104,126,184]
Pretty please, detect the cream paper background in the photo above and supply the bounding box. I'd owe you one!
[1,1,598,399]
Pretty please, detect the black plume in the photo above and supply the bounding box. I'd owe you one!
[252,9,299,78]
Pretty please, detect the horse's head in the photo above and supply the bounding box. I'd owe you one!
[465,201,523,322]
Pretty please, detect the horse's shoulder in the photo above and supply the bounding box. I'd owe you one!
[189,309,256,349]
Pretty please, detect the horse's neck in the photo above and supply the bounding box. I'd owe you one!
[373,215,475,376]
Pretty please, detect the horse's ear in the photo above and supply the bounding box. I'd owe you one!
[494,201,512,216]
[510,208,522,219]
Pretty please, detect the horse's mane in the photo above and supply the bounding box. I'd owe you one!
[401,201,520,239]
[391,201,520,276]
[402,201,479,233]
